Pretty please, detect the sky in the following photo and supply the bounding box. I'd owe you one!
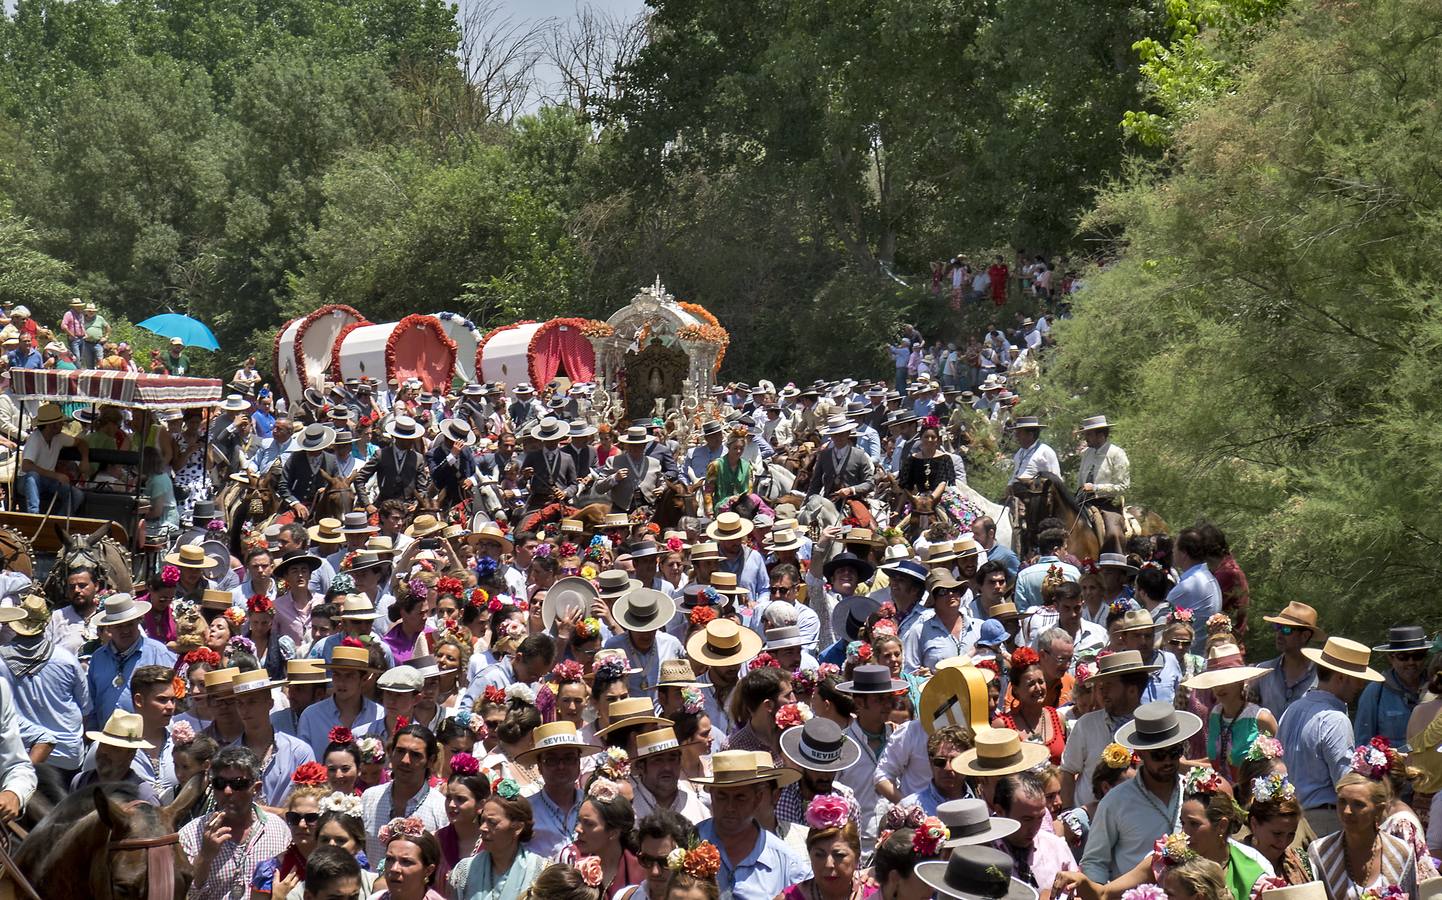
[485,0,648,108]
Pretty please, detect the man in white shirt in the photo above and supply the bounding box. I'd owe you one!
[1007,417,1060,489]
[18,403,85,514]
[1075,415,1131,553]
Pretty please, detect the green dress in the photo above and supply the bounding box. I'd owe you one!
[708,455,753,508]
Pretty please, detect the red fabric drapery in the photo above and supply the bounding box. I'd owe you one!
[528,319,595,386]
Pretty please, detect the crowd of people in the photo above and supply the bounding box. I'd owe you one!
[0,299,1436,900]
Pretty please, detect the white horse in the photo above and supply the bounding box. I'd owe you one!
[954,482,1013,550]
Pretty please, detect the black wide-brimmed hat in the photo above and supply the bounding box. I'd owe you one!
[823,552,875,584]
[1373,625,1430,654]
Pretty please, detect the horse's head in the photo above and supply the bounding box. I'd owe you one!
[90,776,203,900]
[58,523,109,572]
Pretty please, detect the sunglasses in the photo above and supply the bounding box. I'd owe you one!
[286,811,321,827]
[212,775,253,793]
[772,585,794,595]
[638,853,670,870]
[930,756,956,769]
[1272,624,1300,636]
[1147,743,1186,760]
[1167,640,1190,649]
[1395,651,1427,662]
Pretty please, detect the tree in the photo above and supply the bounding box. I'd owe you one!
[0,201,76,319]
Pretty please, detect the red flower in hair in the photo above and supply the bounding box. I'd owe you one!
[328,726,354,745]
[1010,647,1041,669]
[340,636,365,648]
[752,652,782,670]
[182,648,222,668]
[482,685,507,706]
[246,594,274,615]
[436,576,464,597]
[975,659,999,675]
[646,523,660,535]
[689,605,717,628]
[396,716,410,730]
[291,762,328,785]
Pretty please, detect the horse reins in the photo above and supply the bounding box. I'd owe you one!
[105,832,182,900]
[0,822,40,900]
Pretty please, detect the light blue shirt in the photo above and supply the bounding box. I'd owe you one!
[86,636,177,729]
[1015,556,1080,609]
[1166,563,1222,654]
[748,599,820,650]
[696,818,811,900]
[988,543,1022,579]
[258,730,317,807]
[297,695,385,759]
[685,444,724,483]
[524,784,584,860]
[1143,650,1184,705]
[1081,774,1181,881]
[917,613,982,671]
[603,631,685,699]
[899,602,932,671]
[1355,674,1418,746]
[0,646,90,768]
[720,546,771,602]
[1278,689,1353,809]
[463,657,516,706]
[854,425,883,464]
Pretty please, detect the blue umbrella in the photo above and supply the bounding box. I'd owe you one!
[137,313,220,351]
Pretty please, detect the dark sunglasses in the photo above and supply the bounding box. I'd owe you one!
[930,756,955,769]
[212,775,253,793]
[1272,624,1297,636]
[1167,639,1190,649]
[1148,743,1186,760]
[1395,651,1427,662]
[638,853,670,870]
[286,811,321,827]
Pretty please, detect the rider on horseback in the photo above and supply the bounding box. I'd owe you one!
[1075,415,1131,554]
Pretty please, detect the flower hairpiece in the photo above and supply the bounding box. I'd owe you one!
[160,564,181,586]
[356,736,386,765]
[845,641,873,664]
[481,685,507,706]
[912,816,949,856]
[291,762,328,785]
[558,542,579,558]
[171,721,196,747]
[666,842,721,879]
[1183,765,1227,797]
[791,667,820,696]
[817,662,841,679]
[752,651,781,670]
[666,537,683,552]
[1206,613,1233,632]
[602,746,632,779]
[588,778,622,802]
[576,616,602,640]
[532,543,553,559]
[576,856,603,887]
[1010,646,1041,669]
[580,562,599,580]
[1101,743,1137,770]
[1351,741,1393,780]
[227,635,257,656]
[702,586,722,607]
[1358,886,1408,900]
[689,605,717,628]
[378,817,426,844]
[498,619,526,640]
[406,578,429,601]
[1172,607,1194,624]
[775,702,813,731]
[330,573,356,595]
[1251,773,1296,804]
[246,594,274,615]
[1074,660,1095,684]
[1155,832,1197,866]
[182,647,223,668]
[681,687,705,715]
[221,607,246,630]
[804,793,852,830]
[493,778,520,800]
[436,576,463,596]
[871,618,899,638]
[340,551,359,571]
[551,659,585,683]
[1078,557,1099,576]
[1121,886,1168,900]
[880,803,928,833]
[319,791,362,819]
[1244,735,1283,761]
[505,682,536,706]
[449,752,481,777]
[593,655,628,681]
[1108,598,1138,616]
[474,557,499,579]
[328,726,354,745]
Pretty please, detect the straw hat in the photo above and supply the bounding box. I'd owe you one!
[601,513,631,529]
[1087,649,1161,679]
[203,667,240,698]
[705,512,753,542]
[689,541,723,562]
[937,798,1020,848]
[692,750,800,789]
[471,524,513,553]
[842,527,884,549]
[616,426,650,445]
[1098,552,1137,573]
[1114,608,1162,633]
[595,697,670,738]
[1302,636,1384,683]
[285,659,330,685]
[950,727,1050,778]
[645,658,708,691]
[336,594,380,622]
[1079,415,1114,432]
[307,517,345,546]
[32,404,64,428]
[1114,700,1204,751]
[635,727,684,759]
[232,670,279,695]
[1182,643,1271,692]
[164,544,217,570]
[686,619,763,669]
[766,529,804,552]
[541,576,601,630]
[515,721,604,766]
[1262,601,1322,633]
[85,710,154,750]
[921,543,959,567]
[8,593,51,638]
[708,572,746,597]
[405,514,445,538]
[323,644,381,672]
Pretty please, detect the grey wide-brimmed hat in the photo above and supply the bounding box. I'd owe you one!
[915,846,1038,900]
[385,415,425,440]
[779,717,862,773]
[612,588,677,633]
[1114,700,1204,751]
[296,423,336,452]
[937,798,1020,848]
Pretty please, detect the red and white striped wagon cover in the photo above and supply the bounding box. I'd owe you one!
[8,369,224,410]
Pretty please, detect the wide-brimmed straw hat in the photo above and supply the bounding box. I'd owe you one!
[938,798,1020,848]
[405,514,445,538]
[692,750,800,789]
[645,659,708,691]
[596,697,671,738]
[307,517,344,546]
[1182,643,1270,691]
[613,588,676,634]
[708,572,747,597]
[1115,700,1204,751]
[779,718,861,773]
[471,524,513,553]
[687,619,763,668]
[1114,608,1162,633]
[766,529,804,552]
[323,644,382,673]
[232,670,280,696]
[8,593,51,638]
[202,667,241,698]
[285,659,330,685]
[950,727,1049,777]
[164,544,217,570]
[515,721,605,766]
[689,541,724,562]
[617,425,651,445]
[86,710,154,750]
[1012,416,1044,430]
[705,512,754,542]
[1302,636,1384,682]
[915,846,1038,900]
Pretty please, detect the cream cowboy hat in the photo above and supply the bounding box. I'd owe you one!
[705,512,754,542]
[595,697,670,738]
[692,750,800,789]
[1301,636,1384,683]
[1182,643,1270,692]
[686,619,763,669]
[164,544,218,570]
[86,710,154,750]
[93,593,151,627]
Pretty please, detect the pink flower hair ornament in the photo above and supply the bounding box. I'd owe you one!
[804,793,853,830]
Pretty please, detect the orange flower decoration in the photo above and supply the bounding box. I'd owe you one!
[684,842,721,879]
[171,674,187,700]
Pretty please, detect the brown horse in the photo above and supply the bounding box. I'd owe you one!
[895,483,952,542]
[652,481,700,532]
[1014,472,1168,561]
[46,524,134,606]
[16,776,202,899]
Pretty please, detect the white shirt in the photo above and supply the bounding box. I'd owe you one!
[1010,441,1061,484]
[1059,709,1127,807]
[23,429,74,471]
[876,719,932,799]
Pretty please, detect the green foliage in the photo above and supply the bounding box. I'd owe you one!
[1043,0,1442,640]
[0,202,76,318]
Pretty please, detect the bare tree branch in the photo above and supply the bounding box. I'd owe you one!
[540,3,648,123]
[458,0,550,125]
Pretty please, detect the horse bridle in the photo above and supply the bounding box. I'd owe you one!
[105,832,183,900]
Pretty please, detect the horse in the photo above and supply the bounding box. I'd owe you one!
[312,469,355,522]
[220,470,283,556]
[45,523,134,605]
[15,776,202,900]
[895,483,952,541]
[1011,472,1167,561]
[755,462,797,504]
[652,481,699,532]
